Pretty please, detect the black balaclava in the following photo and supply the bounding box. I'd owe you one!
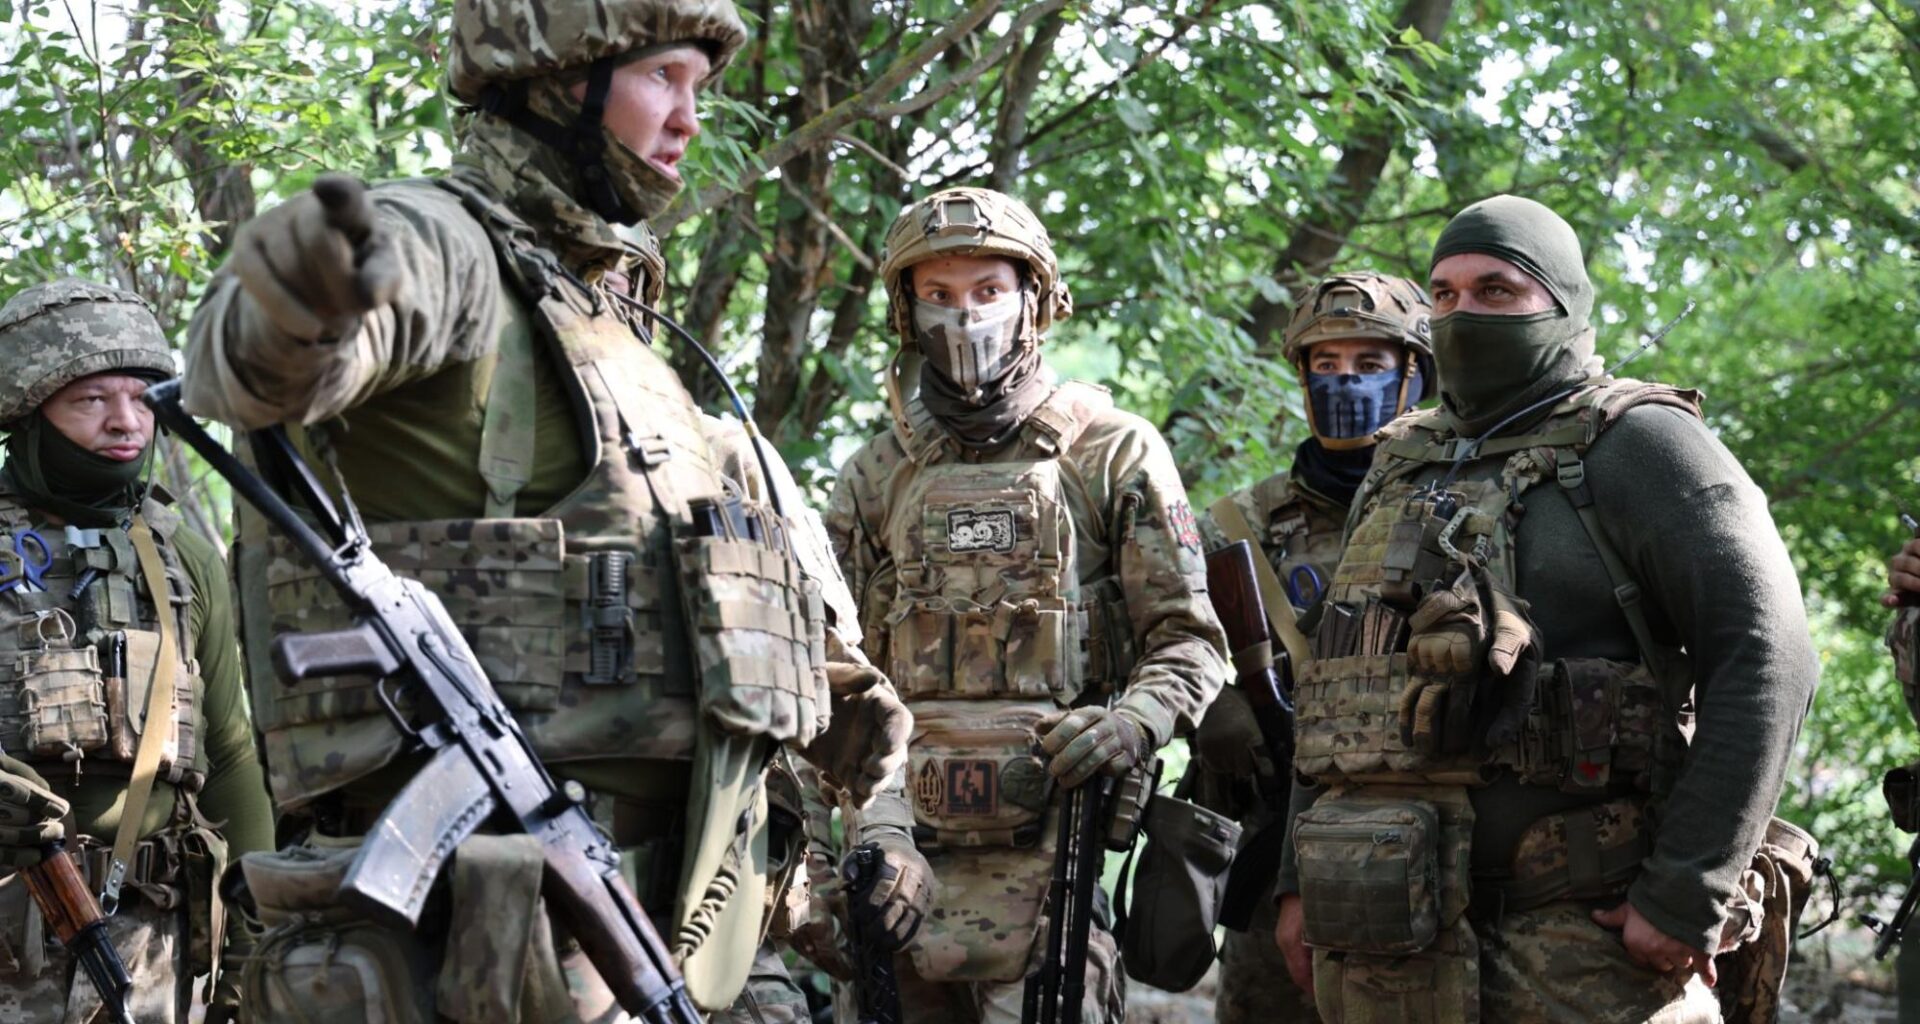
[1428,195,1602,436]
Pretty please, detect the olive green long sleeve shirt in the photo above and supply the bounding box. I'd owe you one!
[60,521,273,860]
[1278,402,1817,954]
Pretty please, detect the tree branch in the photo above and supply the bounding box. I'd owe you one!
[875,0,1070,119]
[654,0,1008,233]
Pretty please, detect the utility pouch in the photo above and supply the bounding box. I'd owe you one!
[1312,923,1481,1024]
[1116,792,1242,992]
[263,519,577,720]
[1495,797,1650,913]
[123,626,203,787]
[1716,817,1819,1024]
[239,842,435,1024]
[1887,762,1920,833]
[1080,575,1136,698]
[12,643,109,759]
[1296,652,1475,780]
[678,496,829,748]
[1294,797,1443,954]
[906,701,1053,847]
[1376,492,1469,607]
[1522,658,1661,794]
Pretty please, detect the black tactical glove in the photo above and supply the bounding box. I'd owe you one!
[1193,685,1271,780]
[0,754,66,869]
[842,832,932,952]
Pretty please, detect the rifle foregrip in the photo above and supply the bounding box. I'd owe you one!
[272,623,402,683]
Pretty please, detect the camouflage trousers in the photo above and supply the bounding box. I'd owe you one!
[1310,899,1721,1024]
[708,945,810,1024]
[893,926,1124,1024]
[1216,878,1317,1024]
[0,872,192,1023]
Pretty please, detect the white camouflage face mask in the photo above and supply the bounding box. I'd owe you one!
[913,293,1025,395]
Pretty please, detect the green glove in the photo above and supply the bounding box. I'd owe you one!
[1038,706,1152,789]
[0,754,67,869]
[230,173,404,341]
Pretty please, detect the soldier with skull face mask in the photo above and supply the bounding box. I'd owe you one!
[820,187,1229,1023]
[1190,270,1432,1024]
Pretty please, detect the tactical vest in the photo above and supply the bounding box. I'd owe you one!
[246,177,827,808]
[1221,471,1346,611]
[1296,377,1699,790]
[1288,379,1702,1012]
[873,385,1137,848]
[0,489,205,791]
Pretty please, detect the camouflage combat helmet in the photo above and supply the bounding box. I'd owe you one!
[0,279,174,426]
[448,0,749,103]
[879,187,1073,346]
[1280,271,1433,370]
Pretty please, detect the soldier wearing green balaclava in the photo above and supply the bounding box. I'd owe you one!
[1271,195,1819,1023]
[0,279,273,1024]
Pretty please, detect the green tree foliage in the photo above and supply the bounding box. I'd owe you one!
[3,0,1918,964]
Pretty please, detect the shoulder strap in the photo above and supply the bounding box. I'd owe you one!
[433,176,552,518]
[1207,495,1309,670]
[104,515,180,913]
[1022,381,1113,456]
[1547,379,1704,677]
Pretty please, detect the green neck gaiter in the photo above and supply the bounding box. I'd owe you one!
[1,413,151,527]
[1430,309,1595,436]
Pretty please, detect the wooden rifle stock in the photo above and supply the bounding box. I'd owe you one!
[23,845,135,1024]
[1205,541,1297,772]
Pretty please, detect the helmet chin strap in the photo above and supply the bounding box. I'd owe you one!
[479,57,637,225]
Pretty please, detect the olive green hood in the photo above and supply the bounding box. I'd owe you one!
[1427,195,1603,435]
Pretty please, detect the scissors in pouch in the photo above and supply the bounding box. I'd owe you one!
[0,530,55,594]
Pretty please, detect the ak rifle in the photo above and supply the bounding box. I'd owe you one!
[142,380,704,1024]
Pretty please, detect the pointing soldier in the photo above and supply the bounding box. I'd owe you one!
[179,0,909,1019]
[823,186,1229,1023]
[0,280,273,1023]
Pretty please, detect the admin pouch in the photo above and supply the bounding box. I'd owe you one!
[1116,792,1243,992]
[1296,785,1480,1024]
[906,700,1054,848]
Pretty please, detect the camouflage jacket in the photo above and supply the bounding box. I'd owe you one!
[827,376,1228,757]
[183,117,864,809]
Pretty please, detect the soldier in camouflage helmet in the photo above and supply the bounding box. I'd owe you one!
[0,279,273,1024]
[179,1,912,1020]
[1189,270,1432,1024]
[819,186,1229,1023]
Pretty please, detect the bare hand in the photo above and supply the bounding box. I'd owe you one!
[1591,900,1717,986]
[1275,893,1315,1001]
[1883,537,1920,608]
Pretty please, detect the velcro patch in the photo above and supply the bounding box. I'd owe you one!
[1168,501,1202,553]
[947,508,1015,553]
[914,758,1000,818]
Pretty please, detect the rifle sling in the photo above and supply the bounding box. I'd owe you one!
[107,516,179,917]
[1206,496,1310,668]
